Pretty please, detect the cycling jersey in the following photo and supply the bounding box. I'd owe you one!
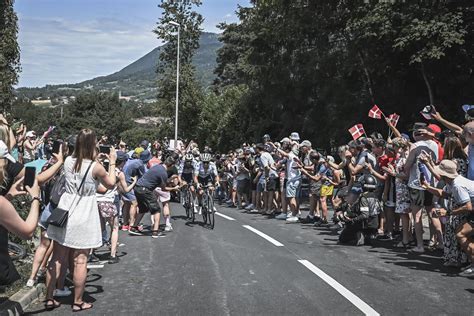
[179,160,198,183]
[195,161,218,179]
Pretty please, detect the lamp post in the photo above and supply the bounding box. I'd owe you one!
[169,21,180,150]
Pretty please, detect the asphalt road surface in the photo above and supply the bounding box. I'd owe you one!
[26,202,473,315]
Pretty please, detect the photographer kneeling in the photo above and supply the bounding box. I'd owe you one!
[338,174,381,246]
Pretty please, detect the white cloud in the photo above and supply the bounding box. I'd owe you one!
[17,16,162,87]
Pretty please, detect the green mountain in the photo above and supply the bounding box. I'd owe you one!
[17,32,222,102]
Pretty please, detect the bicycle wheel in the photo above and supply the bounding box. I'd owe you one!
[190,193,195,223]
[8,241,26,260]
[208,193,215,229]
[202,192,208,224]
[184,190,190,219]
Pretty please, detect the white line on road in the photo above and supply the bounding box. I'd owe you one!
[242,225,284,247]
[298,260,379,316]
[215,212,236,221]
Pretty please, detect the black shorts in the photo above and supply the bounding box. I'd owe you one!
[198,175,214,186]
[134,186,161,215]
[409,188,433,207]
[181,173,193,184]
[237,179,250,195]
[265,177,277,192]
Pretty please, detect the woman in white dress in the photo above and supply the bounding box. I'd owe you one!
[45,129,117,312]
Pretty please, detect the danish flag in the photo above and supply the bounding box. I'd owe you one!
[348,124,365,140]
[368,105,383,119]
[388,113,400,126]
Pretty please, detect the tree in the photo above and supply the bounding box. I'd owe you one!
[0,0,20,113]
[153,0,205,141]
[60,92,133,141]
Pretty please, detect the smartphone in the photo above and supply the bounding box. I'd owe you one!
[365,156,369,164]
[103,160,110,171]
[24,166,36,188]
[52,140,62,154]
[99,145,111,155]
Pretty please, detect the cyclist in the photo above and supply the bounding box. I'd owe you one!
[178,153,198,212]
[194,153,220,212]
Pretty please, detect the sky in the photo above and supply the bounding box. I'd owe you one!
[14,0,250,87]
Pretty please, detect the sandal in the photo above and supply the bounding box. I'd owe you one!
[72,302,93,312]
[44,299,61,311]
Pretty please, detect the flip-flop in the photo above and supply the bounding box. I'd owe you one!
[72,302,93,312]
[44,299,61,311]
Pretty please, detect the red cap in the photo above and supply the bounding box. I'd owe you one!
[427,124,441,134]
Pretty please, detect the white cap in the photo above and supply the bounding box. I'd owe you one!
[290,132,300,141]
[0,141,16,163]
[300,140,312,148]
[26,131,36,138]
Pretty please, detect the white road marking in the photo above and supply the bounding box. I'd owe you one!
[298,260,379,316]
[215,212,236,221]
[242,225,284,247]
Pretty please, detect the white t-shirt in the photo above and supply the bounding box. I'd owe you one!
[286,152,301,181]
[259,152,278,178]
[444,175,474,206]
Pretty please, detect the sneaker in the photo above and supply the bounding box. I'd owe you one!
[265,209,275,215]
[459,264,473,277]
[26,279,35,287]
[275,212,287,220]
[377,233,393,241]
[165,224,173,232]
[356,231,365,246]
[108,256,120,264]
[88,253,100,263]
[54,287,72,297]
[443,261,461,268]
[245,204,254,211]
[286,216,299,223]
[313,219,328,227]
[120,225,130,231]
[129,227,144,236]
[249,209,260,214]
[151,231,166,239]
[395,241,411,249]
[198,207,202,215]
[410,246,425,253]
[329,222,343,233]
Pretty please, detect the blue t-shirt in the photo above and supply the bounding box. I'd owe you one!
[137,164,168,190]
[467,144,474,181]
[123,159,145,185]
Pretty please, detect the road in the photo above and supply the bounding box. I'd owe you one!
[26,202,473,315]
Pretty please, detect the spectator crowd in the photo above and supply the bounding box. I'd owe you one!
[0,104,473,312]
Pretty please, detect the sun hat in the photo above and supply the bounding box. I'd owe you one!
[434,160,458,179]
[290,132,300,141]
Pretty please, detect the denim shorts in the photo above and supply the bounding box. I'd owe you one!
[286,178,301,198]
[38,202,54,230]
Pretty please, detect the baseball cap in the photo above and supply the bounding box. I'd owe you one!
[420,105,436,120]
[427,124,441,134]
[0,141,16,163]
[26,131,36,138]
[140,140,149,148]
[410,122,428,132]
[300,140,312,148]
[134,147,144,156]
[139,150,152,163]
[116,151,128,163]
[281,137,291,143]
[290,132,300,141]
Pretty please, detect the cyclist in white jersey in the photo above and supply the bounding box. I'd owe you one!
[194,153,220,209]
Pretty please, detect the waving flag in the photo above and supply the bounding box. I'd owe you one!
[388,113,400,126]
[368,105,383,119]
[348,124,365,140]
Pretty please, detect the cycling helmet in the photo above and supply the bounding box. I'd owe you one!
[184,153,194,161]
[200,153,212,162]
[359,174,377,192]
[263,134,271,141]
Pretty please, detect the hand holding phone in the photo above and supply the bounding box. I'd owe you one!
[24,166,36,190]
[99,145,111,155]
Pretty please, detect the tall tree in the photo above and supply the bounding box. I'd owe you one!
[0,0,20,113]
[153,0,205,142]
